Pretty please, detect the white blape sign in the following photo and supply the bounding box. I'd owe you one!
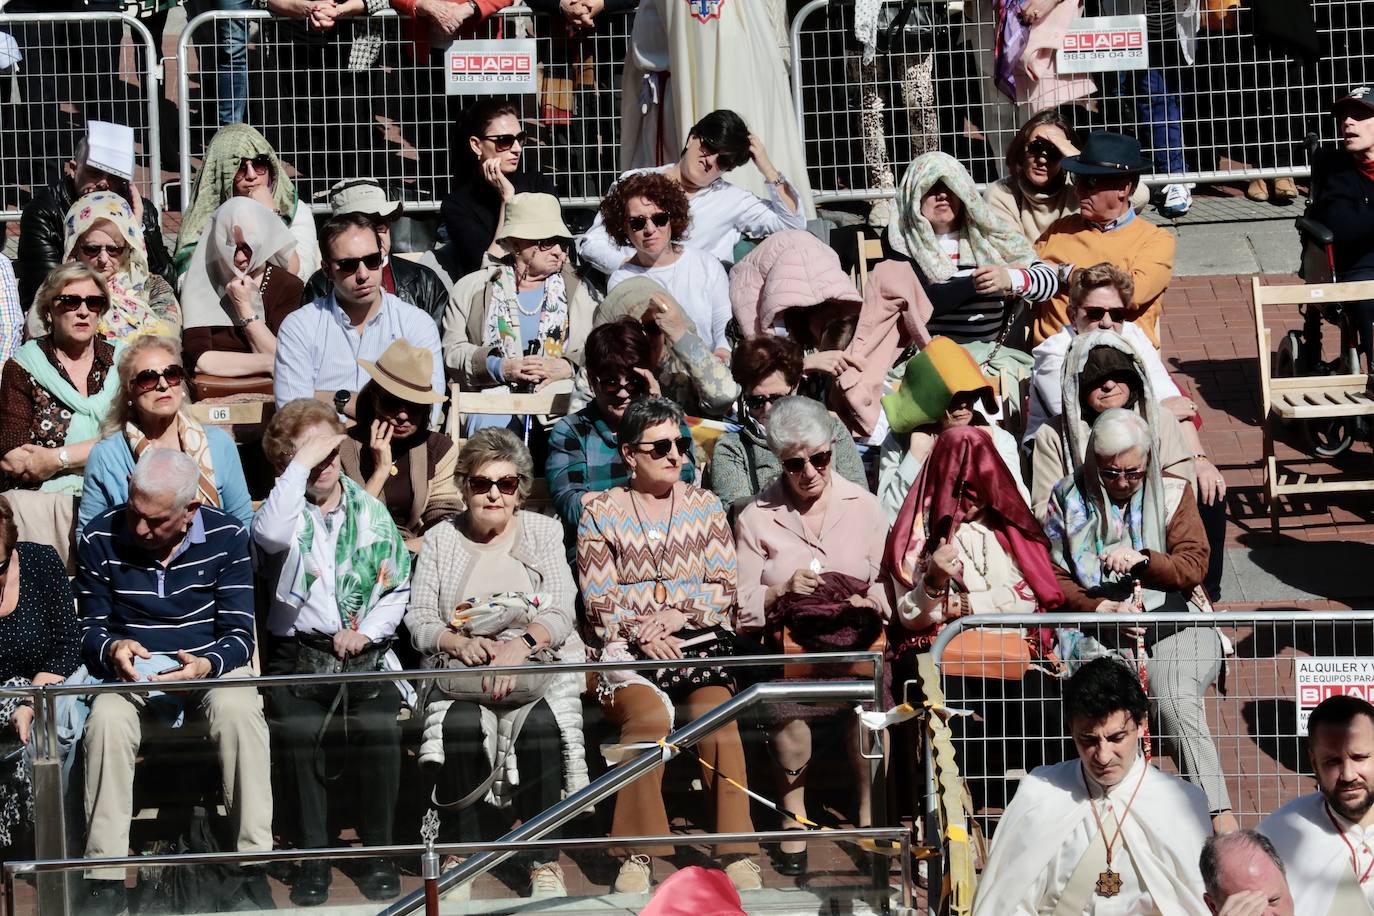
[1295,657,1374,732]
[1058,15,1150,74]
[446,39,538,96]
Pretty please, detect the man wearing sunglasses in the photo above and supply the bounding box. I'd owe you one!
[577,109,807,275]
[1033,132,1177,351]
[274,212,444,426]
[302,179,449,329]
[19,124,175,308]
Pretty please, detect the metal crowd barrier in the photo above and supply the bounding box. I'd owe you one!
[919,609,1374,912]
[790,0,1374,202]
[3,651,888,915]
[0,12,162,221]
[175,5,632,215]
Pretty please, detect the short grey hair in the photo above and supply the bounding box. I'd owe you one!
[1090,407,1152,460]
[129,448,200,510]
[1199,830,1286,901]
[765,396,834,455]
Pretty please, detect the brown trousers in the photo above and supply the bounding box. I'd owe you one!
[600,683,757,857]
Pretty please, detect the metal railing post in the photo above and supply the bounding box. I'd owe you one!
[31,687,70,916]
[378,680,874,916]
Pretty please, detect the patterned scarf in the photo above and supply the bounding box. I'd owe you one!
[888,151,1038,282]
[125,415,221,509]
[282,475,411,629]
[62,192,172,341]
[482,264,571,360]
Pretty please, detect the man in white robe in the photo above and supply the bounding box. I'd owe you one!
[1198,830,1294,915]
[1259,694,1374,916]
[973,657,1211,915]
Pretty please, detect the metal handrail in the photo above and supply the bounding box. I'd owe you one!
[381,680,879,916]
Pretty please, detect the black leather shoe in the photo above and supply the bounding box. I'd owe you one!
[79,880,128,916]
[226,867,277,911]
[290,860,332,908]
[355,858,401,901]
[770,831,808,877]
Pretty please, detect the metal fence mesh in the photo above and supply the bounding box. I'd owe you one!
[791,0,1374,203]
[178,8,631,213]
[923,614,1374,847]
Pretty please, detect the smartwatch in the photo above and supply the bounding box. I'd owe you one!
[333,389,351,415]
[520,632,538,651]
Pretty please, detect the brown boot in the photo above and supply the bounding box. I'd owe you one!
[1246,178,1270,202]
[1273,177,1299,201]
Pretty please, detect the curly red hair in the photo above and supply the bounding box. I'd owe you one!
[600,172,691,248]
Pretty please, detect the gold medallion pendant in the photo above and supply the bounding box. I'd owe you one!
[1095,869,1123,897]
[654,581,667,603]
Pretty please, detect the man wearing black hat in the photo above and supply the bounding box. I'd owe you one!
[1308,88,1374,359]
[1032,131,1176,352]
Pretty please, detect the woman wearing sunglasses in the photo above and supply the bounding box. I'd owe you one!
[444,193,595,438]
[78,334,253,531]
[711,337,866,516]
[604,172,732,360]
[179,197,305,385]
[1044,407,1235,833]
[0,263,124,565]
[577,397,761,895]
[441,98,560,280]
[984,112,1150,244]
[173,124,320,286]
[338,340,459,554]
[733,396,890,876]
[405,427,587,902]
[24,191,180,343]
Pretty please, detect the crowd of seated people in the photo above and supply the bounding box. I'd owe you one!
[1,73,1364,916]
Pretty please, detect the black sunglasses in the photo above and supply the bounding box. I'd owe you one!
[467,475,522,496]
[744,392,790,411]
[596,375,647,396]
[238,154,272,174]
[481,131,528,151]
[376,389,422,416]
[1082,306,1128,322]
[781,450,833,474]
[79,242,127,259]
[1098,467,1146,481]
[633,436,692,460]
[52,294,109,313]
[1026,139,1064,162]
[627,212,671,232]
[332,251,385,274]
[131,365,186,394]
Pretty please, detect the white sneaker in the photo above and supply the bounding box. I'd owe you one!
[528,861,568,899]
[1158,183,1192,217]
[724,856,763,891]
[613,854,653,893]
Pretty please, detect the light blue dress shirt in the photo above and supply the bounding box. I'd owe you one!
[273,291,445,425]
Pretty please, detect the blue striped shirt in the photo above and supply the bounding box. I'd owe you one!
[76,506,256,679]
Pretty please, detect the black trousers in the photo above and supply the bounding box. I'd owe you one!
[434,698,563,870]
[265,638,402,849]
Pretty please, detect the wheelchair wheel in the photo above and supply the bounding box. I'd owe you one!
[1275,332,1358,458]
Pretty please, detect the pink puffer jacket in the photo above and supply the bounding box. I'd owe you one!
[728,230,861,337]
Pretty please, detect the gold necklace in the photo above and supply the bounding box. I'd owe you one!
[629,486,676,603]
[1082,760,1148,897]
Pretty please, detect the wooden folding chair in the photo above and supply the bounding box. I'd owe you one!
[1253,277,1374,538]
[853,234,887,293]
[446,384,574,513]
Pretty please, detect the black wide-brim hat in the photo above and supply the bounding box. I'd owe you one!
[1061,131,1153,176]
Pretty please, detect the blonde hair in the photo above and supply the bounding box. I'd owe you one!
[33,262,112,332]
[99,335,190,438]
[454,427,533,505]
[1068,262,1135,317]
[263,399,345,472]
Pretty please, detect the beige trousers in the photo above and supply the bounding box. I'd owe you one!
[83,667,273,880]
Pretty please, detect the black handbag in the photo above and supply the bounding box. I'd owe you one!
[288,631,394,703]
[631,626,736,699]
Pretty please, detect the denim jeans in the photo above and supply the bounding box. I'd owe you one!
[189,0,251,126]
[1115,66,1185,175]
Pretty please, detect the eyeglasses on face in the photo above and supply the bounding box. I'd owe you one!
[524,237,567,252]
[1098,467,1146,481]
[633,436,692,460]
[595,375,646,397]
[1078,173,1129,192]
[627,212,671,233]
[51,294,109,313]
[331,251,385,274]
[743,392,790,411]
[466,475,522,496]
[375,390,421,417]
[131,365,186,394]
[481,132,528,151]
[1026,140,1064,162]
[80,242,127,260]
[781,449,833,474]
[1082,306,1128,322]
[238,154,272,175]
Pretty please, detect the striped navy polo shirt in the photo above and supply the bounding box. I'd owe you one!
[76,505,256,679]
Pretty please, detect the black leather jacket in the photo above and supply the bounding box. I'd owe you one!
[16,178,175,308]
[302,256,449,328]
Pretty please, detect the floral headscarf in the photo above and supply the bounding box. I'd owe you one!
[174,124,297,274]
[62,191,171,340]
[888,151,1038,282]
